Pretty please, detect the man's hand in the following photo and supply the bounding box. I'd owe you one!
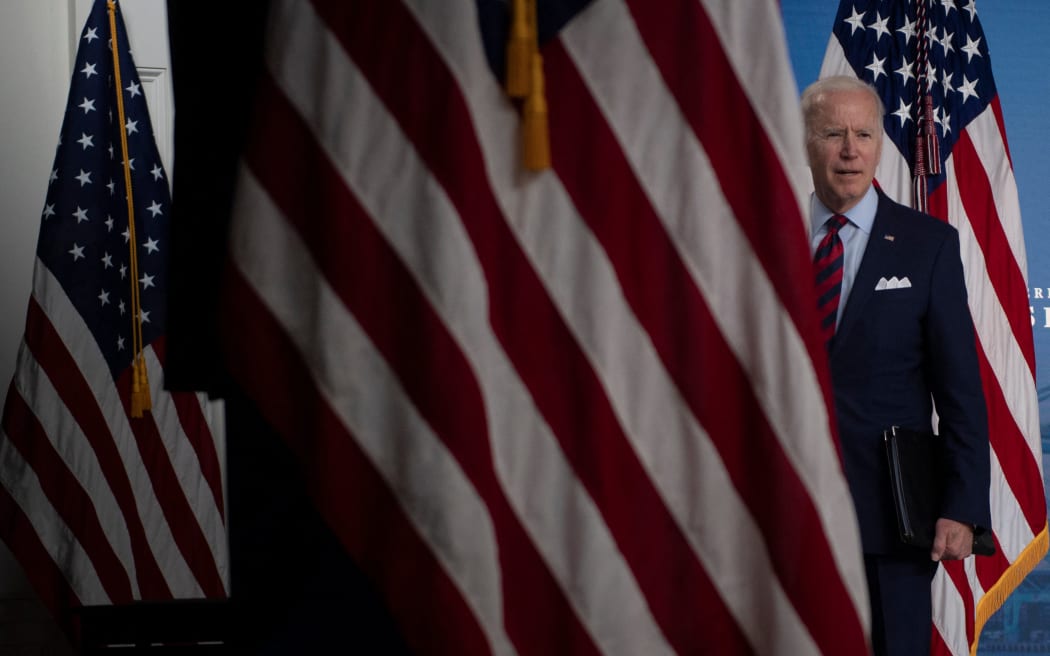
[931,518,974,561]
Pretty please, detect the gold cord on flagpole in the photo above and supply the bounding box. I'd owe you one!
[107,0,151,417]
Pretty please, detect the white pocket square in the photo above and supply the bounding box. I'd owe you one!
[875,276,911,290]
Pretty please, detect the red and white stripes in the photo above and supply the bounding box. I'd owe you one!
[0,262,228,615]
[224,0,872,653]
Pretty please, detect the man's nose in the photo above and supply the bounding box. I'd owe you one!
[840,134,857,157]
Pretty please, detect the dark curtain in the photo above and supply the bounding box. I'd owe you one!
[164,5,409,652]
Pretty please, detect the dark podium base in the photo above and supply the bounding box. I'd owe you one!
[74,600,231,655]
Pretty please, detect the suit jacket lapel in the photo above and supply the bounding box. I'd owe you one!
[832,195,895,353]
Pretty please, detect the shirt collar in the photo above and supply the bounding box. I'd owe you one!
[809,185,878,236]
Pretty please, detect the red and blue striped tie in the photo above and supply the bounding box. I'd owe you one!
[814,214,849,349]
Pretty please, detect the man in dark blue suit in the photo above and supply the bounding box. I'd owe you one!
[802,75,991,655]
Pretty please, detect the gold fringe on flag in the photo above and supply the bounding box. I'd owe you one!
[971,524,1049,656]
[108,0,151,417]
[505,0,550,171]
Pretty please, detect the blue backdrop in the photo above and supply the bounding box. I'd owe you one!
[782,4,1050,653]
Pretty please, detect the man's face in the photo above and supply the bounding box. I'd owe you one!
[806,89,883,214]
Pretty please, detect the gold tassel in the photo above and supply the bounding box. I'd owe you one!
[505,0,531,98]
[505,0,550,171]
[523,51,550,170]
[130,357,152,418]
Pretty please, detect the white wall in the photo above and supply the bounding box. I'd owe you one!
[0,0,77,600]
[0,2,74,420]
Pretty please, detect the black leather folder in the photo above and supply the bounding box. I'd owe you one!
[883,426,994,556]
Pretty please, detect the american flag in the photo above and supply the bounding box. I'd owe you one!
[223,0,870,653]
[819,0,1048,653]
[0,0,228,631]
